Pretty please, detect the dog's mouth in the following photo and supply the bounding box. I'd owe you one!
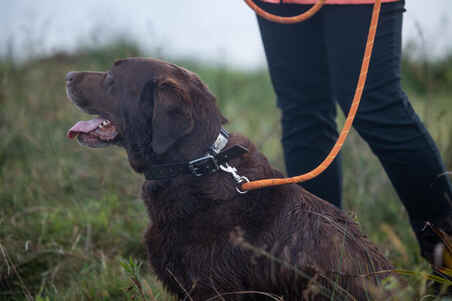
[67,118,119,148]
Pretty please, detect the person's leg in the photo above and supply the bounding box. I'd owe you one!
[323,1,452,251]
[256,3,342,207]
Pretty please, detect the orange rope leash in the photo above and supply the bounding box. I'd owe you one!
[241,0,382,191]
[243,0,326,24]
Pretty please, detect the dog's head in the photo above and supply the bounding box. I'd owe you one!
[66,58,227,173]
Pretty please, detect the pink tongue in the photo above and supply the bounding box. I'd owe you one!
[67,118,105,139]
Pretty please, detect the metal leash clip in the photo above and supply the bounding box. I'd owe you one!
[219,163,250,194]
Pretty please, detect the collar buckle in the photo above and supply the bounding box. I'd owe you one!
[188,154,219,177]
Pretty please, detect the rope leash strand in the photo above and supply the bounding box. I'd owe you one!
[243,0,326,24]
[241,0,382,191]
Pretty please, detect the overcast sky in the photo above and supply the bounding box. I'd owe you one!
[2,1,452,68]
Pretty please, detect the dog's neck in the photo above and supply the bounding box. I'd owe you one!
[144,128,248,181]
[142,133,285,225]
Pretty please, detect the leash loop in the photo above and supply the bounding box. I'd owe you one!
[244,0,326,24]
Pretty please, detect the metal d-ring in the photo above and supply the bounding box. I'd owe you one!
[235,176,250,194]
[219,163,249,194]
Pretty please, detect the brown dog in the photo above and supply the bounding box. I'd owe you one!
[66,58,393,300]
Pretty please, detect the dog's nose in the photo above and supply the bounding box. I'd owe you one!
[65,71,79,83]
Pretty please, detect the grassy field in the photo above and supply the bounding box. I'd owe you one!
[1,41,452,300]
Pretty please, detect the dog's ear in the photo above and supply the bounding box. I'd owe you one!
[147,78,194,155]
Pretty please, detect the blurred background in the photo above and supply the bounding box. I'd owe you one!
[2,0,452,67]
[1,1,452,300]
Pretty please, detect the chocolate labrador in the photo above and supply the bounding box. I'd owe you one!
[66,58,392,300]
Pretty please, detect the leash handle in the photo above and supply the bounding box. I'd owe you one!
[241,0,382,191]
[244,0,325,24]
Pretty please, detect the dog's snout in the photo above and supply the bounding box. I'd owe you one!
[65,71,80,84]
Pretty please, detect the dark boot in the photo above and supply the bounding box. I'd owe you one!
[415,218,452,296]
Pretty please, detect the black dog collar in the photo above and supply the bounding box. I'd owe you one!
[144,128,248,181]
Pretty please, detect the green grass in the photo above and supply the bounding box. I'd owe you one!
[1,41,451,300]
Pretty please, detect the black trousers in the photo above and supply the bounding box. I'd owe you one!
[257,0,452,229]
